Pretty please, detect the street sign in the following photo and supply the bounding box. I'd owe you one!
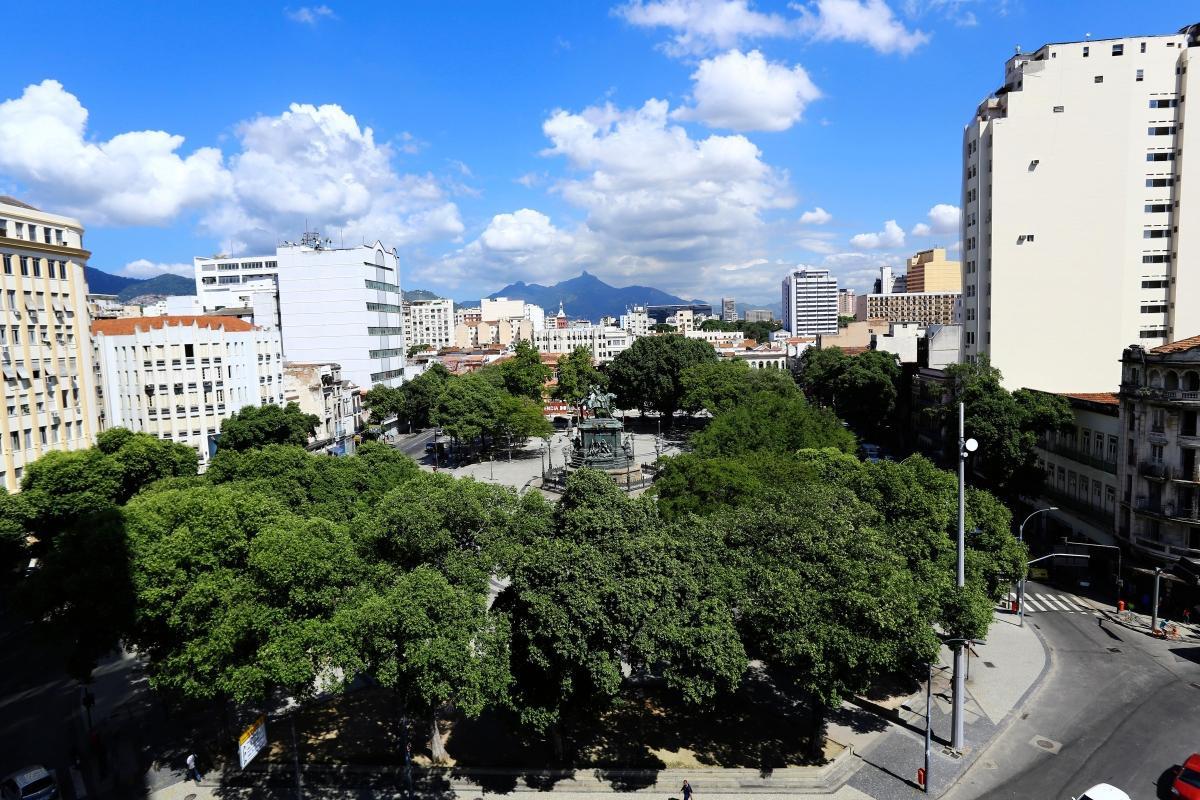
[238,716,268,769]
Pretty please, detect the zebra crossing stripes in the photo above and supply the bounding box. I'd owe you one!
[1010,591,1094,613]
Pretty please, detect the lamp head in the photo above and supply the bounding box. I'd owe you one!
[964,438,979,453]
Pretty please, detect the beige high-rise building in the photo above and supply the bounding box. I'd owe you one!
[837,288,857,316]
[0,197,100,492]
[905,248,961,293]
[963,24,1200,391]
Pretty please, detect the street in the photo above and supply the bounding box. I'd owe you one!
[946,581,1200,800]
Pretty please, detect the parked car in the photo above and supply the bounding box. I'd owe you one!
[1,766,59,800]
[1172,753,1200,799]
[1072,784,1130,800]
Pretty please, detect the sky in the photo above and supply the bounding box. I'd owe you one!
[0,1,1190,305]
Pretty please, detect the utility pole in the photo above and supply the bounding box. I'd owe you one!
[1017,507,1057,627]
[1152,566,1164,633]
[923,662,932,793]
[952,402,978,752]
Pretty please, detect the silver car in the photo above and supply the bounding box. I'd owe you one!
[1,766,59,800]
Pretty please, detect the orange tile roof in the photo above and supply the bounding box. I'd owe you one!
[91,315,256,336]
[1059,392,1120,406]
[1150,335,1200,354]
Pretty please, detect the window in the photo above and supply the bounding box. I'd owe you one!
[1083,46,1089,57]
[184,343,194,358]
[368,347,406,359]
[364,279,400,293]
[1142,279,1169,289]
[366,302,402,313]
[368,326,404,336]
[1150,99,1178,108]
[1151,443,1165,463]
[1142,304,1168,314]
[1108,436,1118,462]
[1,255,9,275]
[1112,43,1124,56]
[1146,177,1174,187]
[1053,105,1065,113]
[1147,151,1175,162]
[1141,42,1147,53]
[1148,126,1176,136]
[1136,69,1144,82]
[1144,229,1171,238]
[1094,75,1104,83]
[1143,254,1171,264]
[1145,203,1171,213]
[1140,329,1167,338]
[31,259,40,278]
[19,257,28,276]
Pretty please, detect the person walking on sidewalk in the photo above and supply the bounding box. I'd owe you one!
[186,753,203,783]
[681,778,693,800]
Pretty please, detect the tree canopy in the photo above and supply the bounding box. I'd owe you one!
[795,347,901,440]
[499,340,552,401]
[606,336,718,418]
[219,402,321,451]
[551,346,604,410]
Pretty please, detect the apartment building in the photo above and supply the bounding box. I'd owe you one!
[91,316,283,471]
[744,309,774,323]
[963,24,1200,390]
[905,248,962,293]
[620,305,651,337]
[721,297,737,322]
[781,268,838,336]
[282,361,361,455]
[0,197,99,492]
[866,291,961,326]
[836,289,856,317]
[1034,392,1121,547]
[403,298,454,353]
[1117,336,1200,565]
[195,234,406,389]
[532,325,631,364]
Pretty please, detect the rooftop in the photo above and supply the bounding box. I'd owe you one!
[1150,335,1200,355]
[1059,392,1120,406]
[0,195,39,211]
[91,315,256,336]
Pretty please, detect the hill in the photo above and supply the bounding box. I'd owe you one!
[461,271,698,321]
[402,289,443,301]
[84,267,195,302]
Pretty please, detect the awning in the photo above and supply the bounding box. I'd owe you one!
[1,365,14,381]
[15,365,29,380]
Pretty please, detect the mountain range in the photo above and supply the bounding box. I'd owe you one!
[454,271,701,321]
[85,267,196,303]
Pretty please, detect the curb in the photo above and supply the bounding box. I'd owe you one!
[1101,609,1200,643]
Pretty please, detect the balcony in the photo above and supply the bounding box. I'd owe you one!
[1141,460,1171,480]
[1039,440,1118,474]
[1041,484,1115,528]
[1129,387,1200,403]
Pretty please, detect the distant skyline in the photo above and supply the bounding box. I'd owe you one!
[0,1,1190,303]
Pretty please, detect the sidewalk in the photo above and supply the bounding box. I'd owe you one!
[1105,606,1200,643]
[837,609,1049,799]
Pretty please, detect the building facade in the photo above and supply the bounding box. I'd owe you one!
[963,24,1200,391]
[1035,392,1121,547]
[905,248,962,293]
[403,298,454,353]
[646,303,713,324]
[721,297,737,322]
[866,291,961,326]
[781,268,838,336]
[282,361,361,455]
[532,325,632,363]
[196,236,406,390]
[744,309,774,323]
[836,288,856,317]
[91,316,283,471]
[0,197,100,493]
[1117,337,1200,565]
[620,305,651,337]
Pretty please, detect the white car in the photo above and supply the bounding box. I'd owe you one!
[1073,784,1131,800]
[0,766,59,800]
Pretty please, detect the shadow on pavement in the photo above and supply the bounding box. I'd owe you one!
[1157,764,1181,799]
[1168,646,1200,665]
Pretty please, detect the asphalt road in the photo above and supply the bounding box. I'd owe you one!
[946,581,1200,800]
[391,427,437,460]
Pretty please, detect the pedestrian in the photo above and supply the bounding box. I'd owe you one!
[186,753,202,783]
[1185,607,1192,626]
[681,778,693,800]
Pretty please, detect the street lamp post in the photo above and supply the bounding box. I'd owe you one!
[1017,507,1058,627]
[923,662,932,793]
[951,402,978,752]
[1152,566,1164,634]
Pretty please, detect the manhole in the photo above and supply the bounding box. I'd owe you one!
[1108,647,1121,653]
[1029,735,1062,754]
[984,661,996,668]
[185,795,197,800]
[1037,739,1054,749]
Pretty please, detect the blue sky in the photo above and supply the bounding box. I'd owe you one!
[0,1,1189,304]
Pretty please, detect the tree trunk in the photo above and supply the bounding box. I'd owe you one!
[550,721,565,763]
[807,695,826,762]
[429,711,450,765]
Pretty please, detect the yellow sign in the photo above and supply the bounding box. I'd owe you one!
[238,716,267,769]
[1030,567,1049,580]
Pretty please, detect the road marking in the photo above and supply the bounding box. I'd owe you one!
[1039,594,1071,611]
[1057,594,1088,611]
[1024,596,1047,611]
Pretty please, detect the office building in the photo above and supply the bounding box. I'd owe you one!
[0,197,100,493]
[963,24,1200,391]
[744,309,774,323]
[837,289,856,317]
[866,292,961,326]
[91,316,283,471]
[1117,337,1200,565]
[195,233,406,389]
[282,361,361,455]
[905,248,962,293]
[781,268,838,336]
[533,325,632,364]
[721,297,737,323]
[403,298,454,353]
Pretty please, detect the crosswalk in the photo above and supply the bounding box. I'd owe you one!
[1009,591,1099,614]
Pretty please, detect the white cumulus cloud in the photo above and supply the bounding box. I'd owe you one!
[118,259,195,279]
[0,80,229,226]
[800,206,832,225]
[795,0,929,55]
[673,49,820,132]
[911,203,959,235]
[615,0,791,56]
[850,219,905,249]
[285,5,336,25]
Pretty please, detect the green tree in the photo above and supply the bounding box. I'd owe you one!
[679,360,799,415]
[433,373,504,447]
[407,343,433,359]
[499,340,552,401]
[699,319,737,332]
[650,323,677,333]
[690,392,855,458]
[606,336,717,419]
[219,402,321,451]
[796,348,900,439]
[551,346,604,411]
[741,320,776,344]
[495,395,554,449]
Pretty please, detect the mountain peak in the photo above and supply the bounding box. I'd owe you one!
[483,272,695,321]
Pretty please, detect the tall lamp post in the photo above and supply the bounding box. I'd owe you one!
[1017,507,1057,627]
[952,402,978,752]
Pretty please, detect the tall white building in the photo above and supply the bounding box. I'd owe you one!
[620,305,651,337]
[195,234,406,389]
[0,197,100,492]
[721,297,737,322]
[781,268,838,336]
[91,316,284,471]
[403,298,454,353]
[963,24,1200,391]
